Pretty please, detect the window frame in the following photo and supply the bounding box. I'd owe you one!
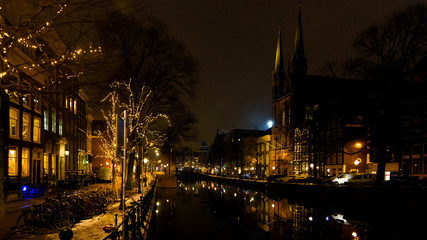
[21,148,30,177]
[52,108,56,134]
[22,112,31,141]
[9,107,19,139]
[44,107,49,131]
[8,146,18,176]
[33,117,41,143]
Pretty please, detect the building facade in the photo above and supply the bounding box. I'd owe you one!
[270,4,371,178]
[1,20,92,200]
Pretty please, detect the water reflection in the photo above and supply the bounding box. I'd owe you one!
[152,180,414,240]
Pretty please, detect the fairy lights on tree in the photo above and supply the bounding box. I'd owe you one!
[98,78,170,190]
[0,0,103,98]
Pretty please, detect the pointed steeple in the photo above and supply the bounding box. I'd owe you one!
[274,25,285,75]
[294,1,305,60]
[290,1,307,78]
[273,25,287,99]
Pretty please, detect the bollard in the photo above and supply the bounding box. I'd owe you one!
[59,228,73,240]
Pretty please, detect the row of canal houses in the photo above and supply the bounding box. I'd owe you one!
[0,16,96,202]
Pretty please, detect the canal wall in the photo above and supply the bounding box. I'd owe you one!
[184,173,427,213]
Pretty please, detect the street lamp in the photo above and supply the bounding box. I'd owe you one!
[267,120,273,129]
[354,158,361,173]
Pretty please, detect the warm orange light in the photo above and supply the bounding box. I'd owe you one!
[355,142,362,148]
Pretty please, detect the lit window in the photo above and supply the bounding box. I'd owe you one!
[52,108,56,133]
[52,155,56,174]
[33,117,41,143]
[44,153,49,174]
[59,113,63,136]
[22,148,29,176]
[74,99,77,114]
[9,107,19,138]
[44,108,49,130]
[65,97,68,109]
[22,112,31,141]
[69,98,73,110]
[8,147,18,176]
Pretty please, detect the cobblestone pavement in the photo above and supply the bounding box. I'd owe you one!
[1,181,148,240]
[6,193,143,240]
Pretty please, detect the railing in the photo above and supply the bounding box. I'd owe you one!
[102,179,157,240]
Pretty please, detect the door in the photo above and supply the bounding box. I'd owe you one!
[32,160,41,184]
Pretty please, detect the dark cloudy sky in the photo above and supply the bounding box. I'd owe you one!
[147,0,427,148]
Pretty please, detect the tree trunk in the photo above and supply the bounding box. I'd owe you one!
[111,159,118,199]
[125,154,134,190]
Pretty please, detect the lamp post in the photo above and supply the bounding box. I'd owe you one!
[143,158,148,186]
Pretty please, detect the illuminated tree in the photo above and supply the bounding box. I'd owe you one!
[92,9,198,188]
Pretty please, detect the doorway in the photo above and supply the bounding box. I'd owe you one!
[32,159,41,184]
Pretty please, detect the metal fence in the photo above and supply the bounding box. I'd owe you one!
[102,179,157,240]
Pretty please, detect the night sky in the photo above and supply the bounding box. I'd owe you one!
[147,0,427,148]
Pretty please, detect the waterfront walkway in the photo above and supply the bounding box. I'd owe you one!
[0,181,154,240]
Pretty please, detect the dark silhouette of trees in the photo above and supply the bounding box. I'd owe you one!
[344,4,427,182]
[92,7,198,188]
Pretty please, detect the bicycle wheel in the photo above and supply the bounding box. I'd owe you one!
[16,211,38,233]
[54,211,76,230]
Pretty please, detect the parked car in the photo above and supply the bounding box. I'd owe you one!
[332,173,357,185]
[293,176,314,184]
[266,175,284,182]
[239,173,251,179]
[346,173,376,185]
[275,175,307,183]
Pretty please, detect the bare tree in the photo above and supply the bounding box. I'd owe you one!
[343,4,427,181]
[93,10,198,188]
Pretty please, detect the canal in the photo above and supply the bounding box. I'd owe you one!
[150,179,425,240]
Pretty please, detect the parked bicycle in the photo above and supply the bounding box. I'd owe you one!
[16,199,75,233]
[16,187,115,233]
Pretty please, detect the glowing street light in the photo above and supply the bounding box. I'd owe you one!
[354,158,361,166]
[267,120,273,128]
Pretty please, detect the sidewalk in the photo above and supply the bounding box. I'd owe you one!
[0,181,127,240]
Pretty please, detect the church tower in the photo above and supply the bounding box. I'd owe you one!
[272,25,287,99]
[289,1,307,81]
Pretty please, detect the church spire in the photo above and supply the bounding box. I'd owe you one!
[274,25,285,75]
[294,1,304,59]
[290,1,307,77]
[273,25,286,98]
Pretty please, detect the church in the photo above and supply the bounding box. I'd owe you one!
[270,3,371,178]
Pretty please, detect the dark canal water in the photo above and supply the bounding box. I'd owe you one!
[150,180,424,240]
